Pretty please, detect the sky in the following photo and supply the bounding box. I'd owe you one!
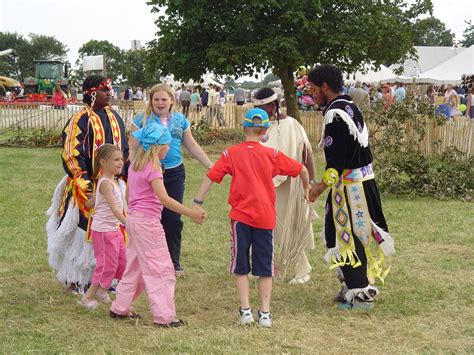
[0,0,473,81]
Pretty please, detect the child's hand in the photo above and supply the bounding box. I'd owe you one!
[190,206,207,224]
[304,185,311,202]
[85,193,95,208]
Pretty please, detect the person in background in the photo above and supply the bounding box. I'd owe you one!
[444,84,458,118]
[348,81,370,112]
[52,85,68,109]
[394,82,406,102]
[426,84,436,105]
[180,87,191,117]
[190,88,201,114]
[134,87,143,101]
[465,87,474,119]
[382,84,394,109]
[234,84,245,106]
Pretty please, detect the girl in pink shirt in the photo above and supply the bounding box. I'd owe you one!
[110,123,206,327]
[78,144,127,309]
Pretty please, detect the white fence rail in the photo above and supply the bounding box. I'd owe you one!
[1,103,473,158]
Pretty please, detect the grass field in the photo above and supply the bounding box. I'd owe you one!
[0,146,473,353]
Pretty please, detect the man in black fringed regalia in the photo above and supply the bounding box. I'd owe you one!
[307,64,395,309]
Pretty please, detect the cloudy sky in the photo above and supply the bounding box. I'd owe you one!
[0,0,472,79]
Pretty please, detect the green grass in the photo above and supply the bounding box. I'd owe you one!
[0,146,473,353]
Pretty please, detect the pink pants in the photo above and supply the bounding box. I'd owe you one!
[110,211,176,324]
[91,229,126,288]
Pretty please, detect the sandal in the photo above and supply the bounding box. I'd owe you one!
[78,297,99,310]
[109,309,141,319]
[154,319,187,328]
[96,289,112,304]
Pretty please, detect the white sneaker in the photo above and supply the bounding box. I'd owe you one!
[238,307,254,325]
[257,310,272,328]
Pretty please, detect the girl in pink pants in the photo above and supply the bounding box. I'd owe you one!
[79,144,127,310]
[110,122,206,327]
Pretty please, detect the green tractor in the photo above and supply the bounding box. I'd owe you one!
[23,60,70,95]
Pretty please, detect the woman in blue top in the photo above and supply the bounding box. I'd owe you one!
[130,83,213,277]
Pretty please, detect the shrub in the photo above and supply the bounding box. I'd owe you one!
[365,94,473,200]
[1,127,62,148]
[376,148,473,201]
[190,118,244,145]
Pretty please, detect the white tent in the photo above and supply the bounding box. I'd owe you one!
[345,65,407,84]
[417,46,474,85]
[390,46,467,78]
[161,74,222,88]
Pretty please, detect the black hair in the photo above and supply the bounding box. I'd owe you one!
[307,64,343,93]
[253,87,280,120]
[82,74,107,105]
[254,87,275,101]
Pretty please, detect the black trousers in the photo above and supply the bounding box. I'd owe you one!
[324,180,388,290]
[161,163,185,270]
[181,101,190,117]
[340,235,369,289]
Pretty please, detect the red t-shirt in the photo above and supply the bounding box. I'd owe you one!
[207,141,303,229]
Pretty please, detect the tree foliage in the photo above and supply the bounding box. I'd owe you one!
[459,21,474,47]
[412,16,455,46]
[75,40,125,84]
[122,49,158,87]
[147,0,432,121]
[0,32,68,80]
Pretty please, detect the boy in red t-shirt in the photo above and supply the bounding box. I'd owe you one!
[193,108,310,327]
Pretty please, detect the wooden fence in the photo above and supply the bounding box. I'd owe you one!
[0,103,472,158]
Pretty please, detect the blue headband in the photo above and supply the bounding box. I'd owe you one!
[132,122,171,151]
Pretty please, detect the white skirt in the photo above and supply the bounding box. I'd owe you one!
[46,176,95,287]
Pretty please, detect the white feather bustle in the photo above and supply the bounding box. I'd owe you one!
[46,176,95,286]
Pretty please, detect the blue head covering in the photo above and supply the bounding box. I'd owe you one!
[242,108,270,128]
[132,122,172,151]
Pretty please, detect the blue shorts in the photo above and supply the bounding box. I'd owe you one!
[229,220,274,277]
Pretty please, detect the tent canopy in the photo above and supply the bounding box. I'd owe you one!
[417,46,474,85]
[390,46,467,78]
[161,74,221,88]
[344,65,407,84]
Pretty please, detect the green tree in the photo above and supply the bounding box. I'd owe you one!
[0,32,67,80]
[76,40,125,83]
[412,17,455,46]
[147,0,431,121]
[459,21,473,47]
[122,49,157,88]
[0,32,28,79]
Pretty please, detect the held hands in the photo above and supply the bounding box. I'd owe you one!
[190,204,207,224]
[309,182,327,202]
[85,193,95,209]
[303,184,311,202]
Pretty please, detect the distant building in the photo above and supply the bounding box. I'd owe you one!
[131,40,142,51]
